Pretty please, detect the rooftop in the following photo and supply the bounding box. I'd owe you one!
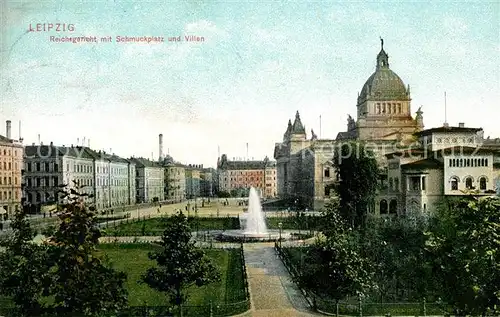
[414,126,482,137]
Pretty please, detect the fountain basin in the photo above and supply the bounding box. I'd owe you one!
[216,229,292,242]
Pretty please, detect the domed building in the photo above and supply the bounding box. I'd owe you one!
[337,38,424,142]
[274,39,425,210]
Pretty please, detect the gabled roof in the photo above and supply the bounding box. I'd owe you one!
[25,145,95,160]
[129,157,162,168]
[336,131,356,141]
[401,158,442,170]
[0,135,13,144]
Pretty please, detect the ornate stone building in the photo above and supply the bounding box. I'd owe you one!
[274,40,425,210]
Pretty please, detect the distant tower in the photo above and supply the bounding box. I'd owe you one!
[5,120,11,139]
[158,134,164,161]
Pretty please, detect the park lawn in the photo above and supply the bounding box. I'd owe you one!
[266,215,322,230]
[98,244,245,307]
[102,216,240,236]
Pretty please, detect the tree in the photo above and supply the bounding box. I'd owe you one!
[333,141,379,229]
[142,211,220,313]
[297,202,375,302]
[426,196,500,316]
[0,208,49,316]
[45,184,128,316]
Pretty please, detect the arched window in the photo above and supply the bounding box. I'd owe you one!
[451,177,459,190]
[36,192,41,203]
[479,177,487,190]
[389,178,393,190]
[389,200,397,214]
[465,177,473,189]
[380,200,388,214]
[485,159,488,166]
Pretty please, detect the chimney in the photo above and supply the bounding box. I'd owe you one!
[6,120,11,139]
[18,121,23,142]
[459,122,465,128]
[159,134,164,161]
[50,141,53,146]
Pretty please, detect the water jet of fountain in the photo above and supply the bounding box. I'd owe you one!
[242,187,268,234]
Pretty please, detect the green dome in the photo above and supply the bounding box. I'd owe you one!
[358,43,410,103]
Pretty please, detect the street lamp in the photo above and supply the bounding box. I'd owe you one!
[278,222,282,249]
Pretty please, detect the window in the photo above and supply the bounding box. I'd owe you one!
[324,168,330,178]
[36,162,40,171]
[388,178,393,190]
[54,163,58,172]
[380,200,388,214]
[422,176,426,190]
[451,177,458,190]
[324,186,331,197]
[465,177,473,189]
[479,177,487,190]
[410,176,420,191]
[389,200,397,214]
[45,162,49,172]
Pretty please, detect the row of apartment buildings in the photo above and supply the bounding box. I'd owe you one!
[0,128,218,218]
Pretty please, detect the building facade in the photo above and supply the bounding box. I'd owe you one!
[217,155,277,198]
[0,120,23,219]
[201,168,215,197]
[24,144,95,210]
[185,165,202,199]
[130,158,164,203]
[161,155,186,202]
[24,144,136,211]
[378,125,500,216]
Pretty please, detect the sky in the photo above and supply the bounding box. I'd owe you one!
[1,1,499,167]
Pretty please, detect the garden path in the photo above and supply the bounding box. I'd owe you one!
[243,243,320,317]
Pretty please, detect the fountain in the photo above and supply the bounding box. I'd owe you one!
[241,187,267,235]
[217,187,291,242]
